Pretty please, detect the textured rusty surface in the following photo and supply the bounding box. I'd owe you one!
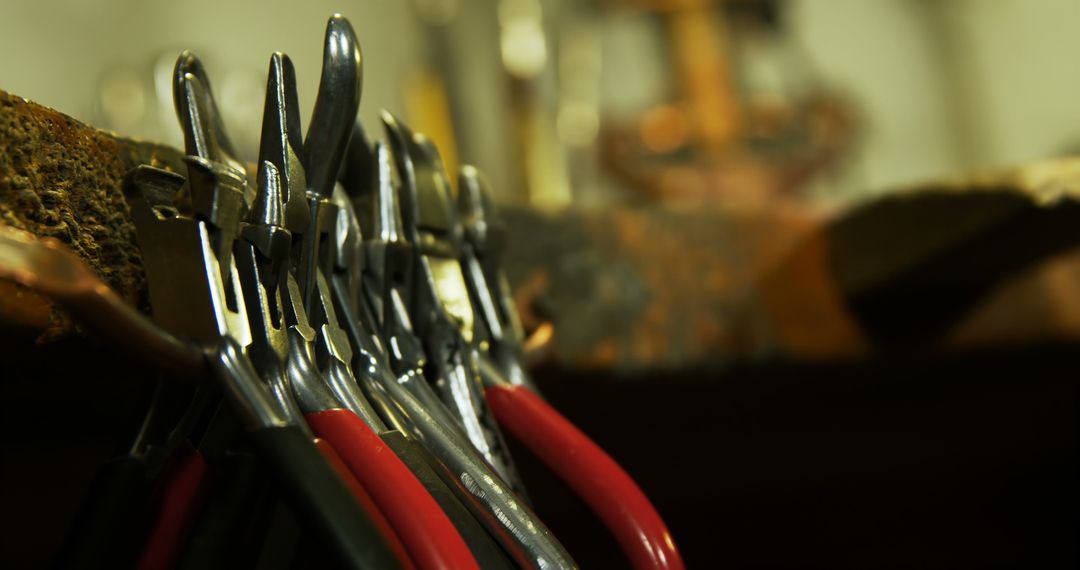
[5,88,1080,368]
[0,90,183,344]
[503,161,1080,367]
[501,203,818,369]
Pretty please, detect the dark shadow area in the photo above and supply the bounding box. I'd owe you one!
[0,339,1075,568]
[521,343,1077,568]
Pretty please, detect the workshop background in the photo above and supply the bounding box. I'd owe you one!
[1,0,1077,568]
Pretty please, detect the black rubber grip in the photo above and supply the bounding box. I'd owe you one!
[178,450,277,569]
[53,456,153,569]
[246,425,402,569]
[382,431,516,569]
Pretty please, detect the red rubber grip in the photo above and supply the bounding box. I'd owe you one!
[487,384,685,570]
[315,437,416,569]
[137,445,210,570]
[306,409,479,570]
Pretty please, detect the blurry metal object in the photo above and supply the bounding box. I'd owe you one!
[555,20,602,153]
[522,321,555,359]
[298,15,362,316]
[668,0,741,155]
[497,0,573,209]
[499,0,547,80]
[0,224,204,379]
[404,66,461,190]
[405,0,464,190]
[497,199,818,369]
[594,0,857,206]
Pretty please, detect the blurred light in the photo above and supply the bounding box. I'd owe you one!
[523,321,554,356]
[99,67,146,132]
[639,104,688,154]
[499,0,547,79]
[501,20,547,78]
[557,102,599,147]
[557,24,602,149]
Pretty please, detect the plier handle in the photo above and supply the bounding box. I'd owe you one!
[249,20,479,570]
[337,120,579,570]
[440,152,688,570]
[122,42,407,568]
[380,114,526,493]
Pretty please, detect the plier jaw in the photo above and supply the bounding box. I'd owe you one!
[457,166,534,388]
[172,52,248,187]
[185,156,248,281]
[123,163,251,349]
[379,113,531,492]
[234,160,293,385]
[257,52,310,234]
[380,113,475,344]
[347,135,416,343]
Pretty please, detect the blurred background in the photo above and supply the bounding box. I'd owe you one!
[5,0,1080,203]
[2,0,1078,567]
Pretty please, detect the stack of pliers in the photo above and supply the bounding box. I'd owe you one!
[0,14,683,570]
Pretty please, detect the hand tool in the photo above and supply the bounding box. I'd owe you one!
[174,49,416,569]
[175,38,471,569]
[328,132,513,570]
[379,112,525,492]
[51,384,200,569]
[244,163,473,570]
[261,20,480,569]
[0,207,399,570]
[482,359,684,570]
[237,52,414,568]
[123,48,405,565]
[455,167,686,570]
[455,166,536,391]
[297,13,360,315]
[337,119,579,570]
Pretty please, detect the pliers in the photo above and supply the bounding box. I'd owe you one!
[415,142,687,570]
[123,40,407,568]
[246,21,479,568]
[0,11,684,570]
[335,116,578,569]
[379,114,525,492]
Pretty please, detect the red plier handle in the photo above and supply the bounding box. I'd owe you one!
[306,408,480,570]
[314,438,416,570]
[136,445,211,570]
[487,384,685,570]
